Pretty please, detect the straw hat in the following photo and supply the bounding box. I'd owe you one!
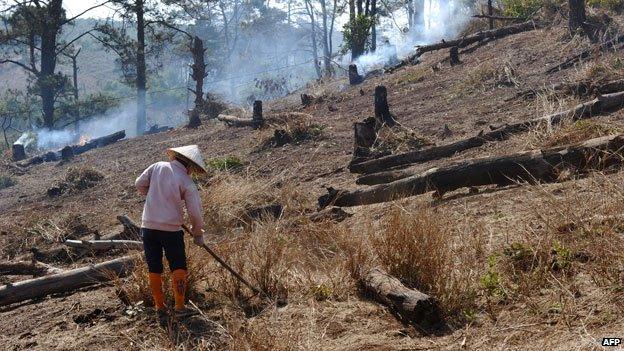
[166,145,207,174]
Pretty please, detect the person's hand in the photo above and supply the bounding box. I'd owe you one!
[193,234,205,247]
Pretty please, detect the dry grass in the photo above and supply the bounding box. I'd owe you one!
[526,119,623,149]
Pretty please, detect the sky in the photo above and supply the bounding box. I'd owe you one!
[64,0,117,19]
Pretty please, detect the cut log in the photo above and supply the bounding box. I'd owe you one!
[145,124,173,135]
[217,114,257,127]
[546,34,624,74]
[349,91,624,174]
[73,130,126,155]
[0,261,64,277]
[64,240,143,251]
[0,256,136,307]
[472,14,524,21]
[116,215,140,240]
[349,64,364,85]
[320,134,624,207]
[12,143,26,161]
[400,21,539,65]
[374,86,398,128]
[361,268,442,328]
[508,79,624,102]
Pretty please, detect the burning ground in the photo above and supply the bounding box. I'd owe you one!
[1,15,624,351]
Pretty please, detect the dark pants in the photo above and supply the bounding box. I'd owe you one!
[141,228,187,273]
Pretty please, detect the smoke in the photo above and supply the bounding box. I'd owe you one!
[348,0,474,74]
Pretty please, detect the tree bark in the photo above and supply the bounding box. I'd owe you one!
[349,91,624,174]
[40,0,64,129]
[0,256,136,307]
[252,100,263,129]
[450,46,460,66]
[361,268,441,328]
[135,0,147,135]
[12,143,26,162]
[320,134,624,208]
[190,36,207,110]
[569,0,587,34]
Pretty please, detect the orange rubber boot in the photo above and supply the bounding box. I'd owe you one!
[172,269,187,311]
[148,273,166,311]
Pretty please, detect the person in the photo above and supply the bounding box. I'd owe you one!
[135,145,207,323]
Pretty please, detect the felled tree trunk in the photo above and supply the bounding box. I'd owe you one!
[546,34,624,74]
[217,114,256,127]
[349,64,363,85]
[320,134,624,207]
[374,86,398,128]
[0,256,136,307]
[0,261,63,277]
[64,240,143,251]
[400,21,538,65]
[73,130,126,155]
[361,268,442,329]
[350,91,624,174]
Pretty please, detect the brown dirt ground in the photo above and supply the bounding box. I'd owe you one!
[1,16,624,350]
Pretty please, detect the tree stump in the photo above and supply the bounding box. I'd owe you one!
[450,46,460,66]
[12,143,26,162]
[252,100,263,129]
[188,108,201,129]
[348,64,363,85]
[352,117,378,161]
[374,86,398,128]
[301,93,315,107]
[569,0,587,34]
[273,129,292,146]
[61,146,74,161]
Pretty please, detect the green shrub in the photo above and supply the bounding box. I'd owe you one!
[208,156,244,171]
[0,174,16,190]
[501,0,543,18]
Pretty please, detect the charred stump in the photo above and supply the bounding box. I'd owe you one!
[252,100,264,129]
[301,93,315,107]
[188,108,201,129]
[569,0,587,34]
[349,64,364,85]
[273,129,292,146]
[374,86,398,128]
[12,143,26,162]
[61,146,74,161]
[352,117,378,162]
[450,46,461,66]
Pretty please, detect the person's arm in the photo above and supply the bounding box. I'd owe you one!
[135,164,154,195]
[182,183,204,237]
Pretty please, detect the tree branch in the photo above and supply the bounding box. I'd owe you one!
[61,1,112,25]
[0,58,38,74]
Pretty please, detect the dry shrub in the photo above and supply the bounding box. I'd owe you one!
[449,57,520,98]
[374,126,432,154]
[257,113,326,149]
[372,206,481,321]
[47,167,104,197]
[527,119,622,149]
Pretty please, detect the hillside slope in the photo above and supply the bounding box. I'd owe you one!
[1,17,624,350]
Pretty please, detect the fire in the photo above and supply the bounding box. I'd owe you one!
[77,135,91,146]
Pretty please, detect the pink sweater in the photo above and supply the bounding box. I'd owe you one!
[135,160,204,236]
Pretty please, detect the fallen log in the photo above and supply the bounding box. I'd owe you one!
[361,268,441,329]
[116,215,140,240]
[0,261,64,277]
[0,255,136,307]
[508,78,624,101]
[64,240,143,251]
[350,91,624,174]
[546,34,624,74]
[320,134,624,208]
[217,114,257,127]
[401,21,539,65]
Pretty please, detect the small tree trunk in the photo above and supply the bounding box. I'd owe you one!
[190,36,207,111]
[252,100,263,129]
[374,85,397,128]
[348,64,363,85]
[136,0,148,135]
[569,0,587,34]
[450,46,460,66]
